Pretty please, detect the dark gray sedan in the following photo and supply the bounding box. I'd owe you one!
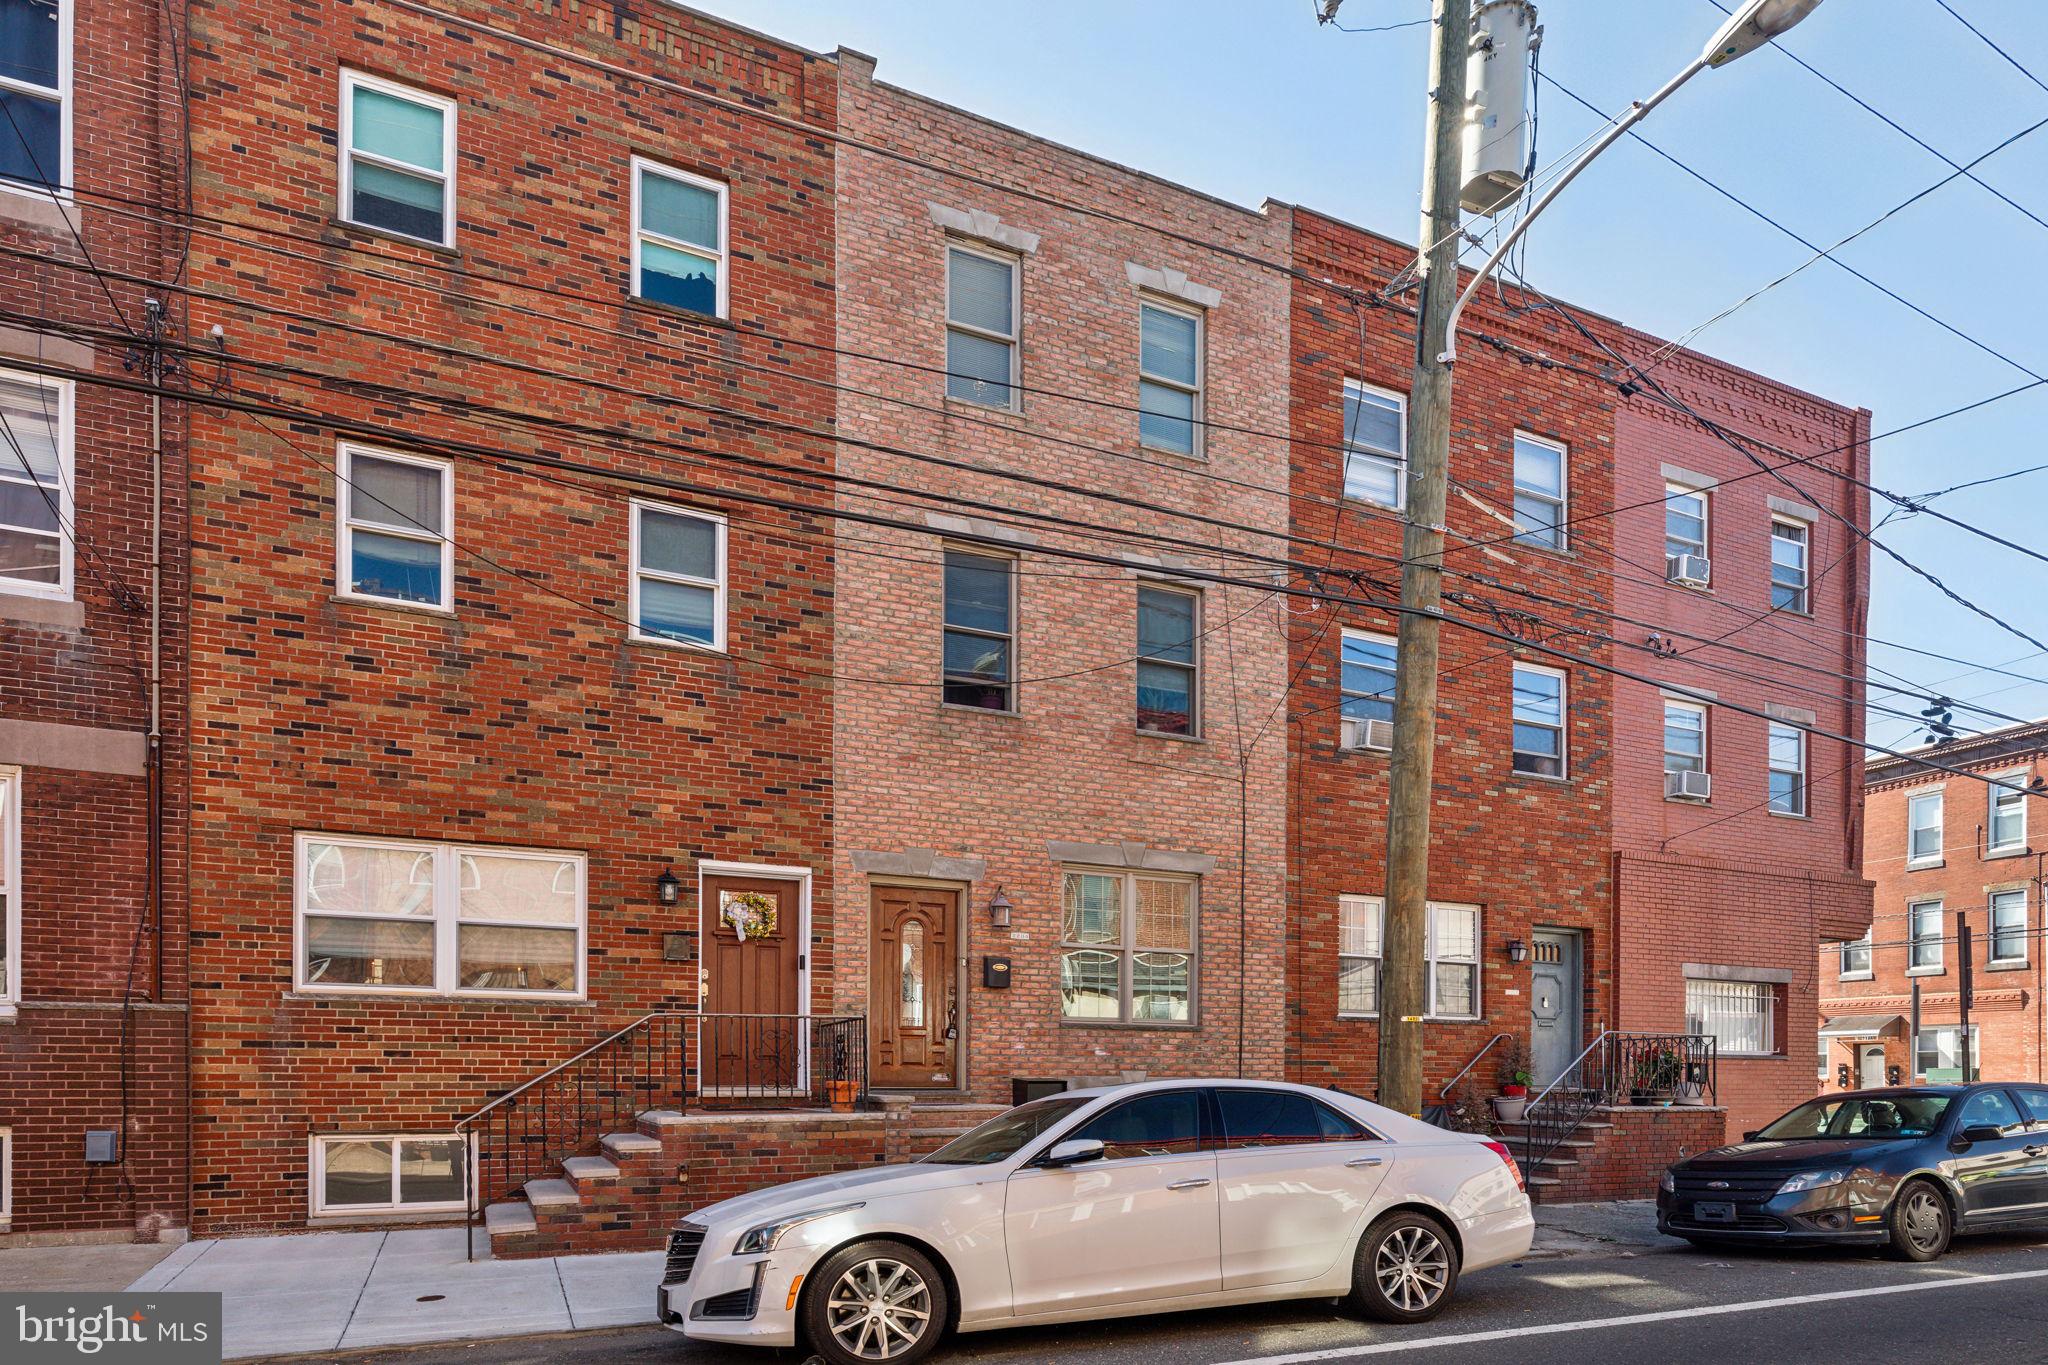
[1657,1084,2048,1261]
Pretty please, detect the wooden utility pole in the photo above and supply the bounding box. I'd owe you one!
[1380,0,1473,1117]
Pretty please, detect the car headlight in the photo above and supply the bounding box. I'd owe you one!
[1659,1169,1676,1194]
[1776,1169,1848,1196]
[733,1202,865,1255]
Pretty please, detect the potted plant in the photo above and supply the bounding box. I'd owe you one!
[1630,1047,1682,1105]
[1492,1038,1534,1123]
[1675,1059,1711,1106]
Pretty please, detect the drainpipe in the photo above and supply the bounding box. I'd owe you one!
[145,298,165,1001]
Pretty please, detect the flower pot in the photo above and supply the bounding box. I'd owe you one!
[1492,1096,1528,1123]
[827,1080,860,1112]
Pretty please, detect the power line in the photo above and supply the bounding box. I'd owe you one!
[1931,0,2048,95]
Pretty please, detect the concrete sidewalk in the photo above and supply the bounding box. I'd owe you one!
[128,1227,659,1359]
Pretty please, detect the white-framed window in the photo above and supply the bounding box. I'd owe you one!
[1989,772,2028,854]
[1664,484,1708,567]
[339,70,456,247]
[1058,869,1196,1025]
[1137,299,1202,456]
[1685,977,1774,1056]
[337,443,453,610]
[312,1134,467,1217]
[1135,583,1199,737]
[941,547,1015,711]
[1339,629,1397,750]
[1766,721,1806,817]
[1915,1024,1978,1082]
[295,833,585,998]
[1335,897,1480,1022]
[1341,381,1406,508]
[0,0,69,195]
[1510,663,1566,778]
[1838,935,1872,981]
[1769,517,1810,613]
[629,500,725,651]
[1511,433,1567,549]
[630,157,727,319]
[1990,888,2028,965]
[1909,898,1944,972]
[1662,700,1707,776]
[0,369,71,600]
[0,766,17,1010]
[1907,789,1944,866]
[944,243,1019,409]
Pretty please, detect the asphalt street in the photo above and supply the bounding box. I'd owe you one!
[262,1219,2048,1365]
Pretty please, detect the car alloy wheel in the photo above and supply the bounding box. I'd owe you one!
[1374,1223,1451,1314]
[824,1256,933,1361]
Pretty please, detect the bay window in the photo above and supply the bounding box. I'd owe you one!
[1059,869,1195,1025]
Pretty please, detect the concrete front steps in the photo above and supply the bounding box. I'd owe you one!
[1493,1103,1726,1202]
[484,1100,1007,1259]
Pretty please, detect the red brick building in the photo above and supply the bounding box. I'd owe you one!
[1823,722,2048,1093]
[179,0,841,1233]
[0,0,190,1242]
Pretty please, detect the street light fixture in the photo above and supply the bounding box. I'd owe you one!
[1440,0,1826,363]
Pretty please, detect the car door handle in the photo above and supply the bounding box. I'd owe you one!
[1166,1178,1212,1191]
[1345,1156,1385,1168]
[2027,1145,2048,1157]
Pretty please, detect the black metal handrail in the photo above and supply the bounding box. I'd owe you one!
[453,1011,866,1257]
[1430,1031,1511,1133]
[1519,1031,1717,1202]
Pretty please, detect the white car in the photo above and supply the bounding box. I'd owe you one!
[656,1078,1532,1364]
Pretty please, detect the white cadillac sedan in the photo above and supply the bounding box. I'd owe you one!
[655,1078,1531,1364]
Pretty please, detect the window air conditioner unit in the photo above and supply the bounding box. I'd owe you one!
[1665,769,1712,801]
[1666,553,1711,587]
[1342,717,1395,752]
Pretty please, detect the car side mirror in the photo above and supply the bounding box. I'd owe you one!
[1041,1138,1105,1168]
[1957,1124,2005,1147]
[1741,1131,1761,1142]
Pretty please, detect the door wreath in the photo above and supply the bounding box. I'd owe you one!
[719,889,779,942]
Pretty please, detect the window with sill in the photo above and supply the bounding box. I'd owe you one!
[1662,700,1707,779]
[339,71,454,246]
[1339,629,1397,750]
[1838,935,1871,979]
[0,0,67,194]
[1511,433,1566,549]
[1664,484,1708,574]
[1908,899,1943,971]
[1915,1024,1977,1082]
[1767,721,1806,816]
[296,834,584,997]
[314,1134,466,1216]
[945,244,1018,409]
[1058,870,1195,1024]
[630,500,725,650]
[941,548,1014,710]
[1907,789,1943,865]
[0,369,69,600]
[1511,663,1565,777]
[1990,889,2027,965]
[0,767,17,1009]
[632,158,726,318]
[1135,583,1199,736]
[1685,977,1774,1055]
[1990,772,2027,854]
[1341,381,1406,509]
[1770,517,1810,612]
[338,443,452,609]
[1336,896,1480,1021]
[1137,300,1202,456]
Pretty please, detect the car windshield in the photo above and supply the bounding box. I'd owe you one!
[920,1096,1092,1165]
[1754,1094,1952,1140]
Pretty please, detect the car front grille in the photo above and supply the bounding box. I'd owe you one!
[663,1223,707,1286]
[1671,1169,1788,1208]
[1668,1210,1786,1233]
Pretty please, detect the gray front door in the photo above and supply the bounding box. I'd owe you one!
[1529,930,1582,1087]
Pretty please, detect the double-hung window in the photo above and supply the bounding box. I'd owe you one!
[1339,629,1397,750]
[313,1134,466,1217]
[296,833,584,997]
[941,548,1014,711]
[1664,484,1708,574]
[337,444,452,609]
[0,0,67,193]
[1766,721,1806,816]
[1990,773,2027,854]
[1510,663,1565,778]
[1908,899,1944,972]
[1662,700,1707,775]
[1907,789,1944,866]
[0,369,71,599]
[1341,381,1406,508]
[1058,869,1195,1024]
[339,71,455,246]
[1838,935,1872,981]
[1990,889,2028,966]
[1135,584,1199,736]
[1511,433,1566,549]
[1770,518,1810,613]
[629,501,725,650]
[1685,978,1774,1056]
[1335,897,1479,1021]
[631,158,726,318]
[1915,1025,1977,1082]
[1137,300,1202,455]
[945,245,1018,409]
[0,767,17,1012]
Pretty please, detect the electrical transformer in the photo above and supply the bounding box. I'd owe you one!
[1460,0,1541,217]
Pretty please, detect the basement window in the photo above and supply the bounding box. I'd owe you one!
[313,1135,467,1217]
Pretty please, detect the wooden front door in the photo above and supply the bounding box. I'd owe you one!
[870,885,958,1089]
[700,873,804,1094]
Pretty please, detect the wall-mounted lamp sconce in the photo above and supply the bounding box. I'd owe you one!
[655,867,682,907]
[988,887,1013,930]
[1503,938,1529,964]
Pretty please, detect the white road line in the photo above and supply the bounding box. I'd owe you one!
[1211,1266,2048,1364]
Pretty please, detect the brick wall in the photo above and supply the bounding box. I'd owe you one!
[1540,1105,1728,1203]
[180,0,839,1233]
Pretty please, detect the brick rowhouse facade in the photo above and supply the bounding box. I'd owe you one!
[827,52,1293,1101]
[179,1,839,1233]
[1824,723,2048,1094]
[0,0,191,1241]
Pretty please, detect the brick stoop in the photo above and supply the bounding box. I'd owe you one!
[1494,1104,1726,1201]
[485,1101,1008,1259]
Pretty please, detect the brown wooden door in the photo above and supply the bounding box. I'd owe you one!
[700,873,803,1094]
[870,885,958,1089]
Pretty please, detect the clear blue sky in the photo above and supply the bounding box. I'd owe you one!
[721,0,2048,755]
